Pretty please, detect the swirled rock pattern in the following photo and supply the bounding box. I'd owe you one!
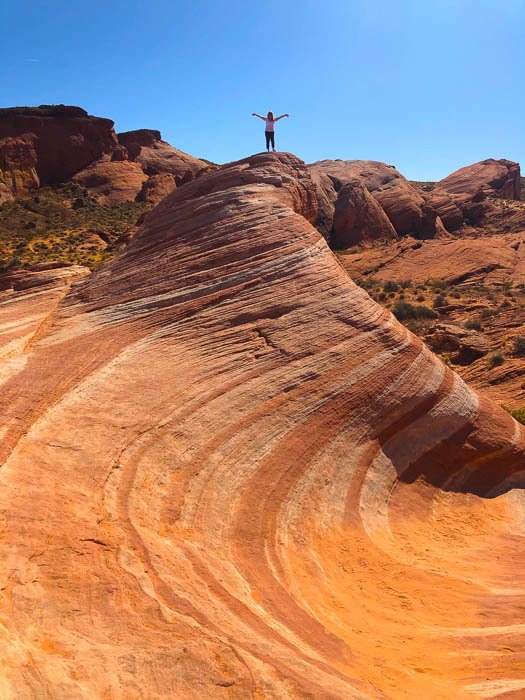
[0,153,524,699]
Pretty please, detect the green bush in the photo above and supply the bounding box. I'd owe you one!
[513,336,525,356]
[502,405,525,425]
[428,278,449,292]
[488,352,505,368]
[464,319,483,331]
[433,294,448,308]
[480,308,495,319]
[392,301,438,321]
[384,280,400,293]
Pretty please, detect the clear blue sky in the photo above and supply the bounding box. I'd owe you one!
[2,0,524,180]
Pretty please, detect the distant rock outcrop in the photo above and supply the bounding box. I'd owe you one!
[72,158,148,205]
[117,128,212,183]
[0,105,117,185]
[429,159,523,232]
[309,159,446,239]
[0,133,40,203]
[436,158,521,201]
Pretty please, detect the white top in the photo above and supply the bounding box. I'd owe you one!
[253,114,287,132]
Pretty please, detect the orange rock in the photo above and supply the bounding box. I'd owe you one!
[332,178,397,248]
[0,105,117,185]
[437,158,521,201]
[0,152,524,699]
[72,158,148,204]
[310,159,444,237]
[0,133,40,203]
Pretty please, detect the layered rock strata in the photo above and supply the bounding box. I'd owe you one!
[0,153,524,699]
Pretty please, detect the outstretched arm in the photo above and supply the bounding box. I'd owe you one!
[252,113,265,120]
[274,114,290,121]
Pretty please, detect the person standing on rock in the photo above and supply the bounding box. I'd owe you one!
[252,111,289,152]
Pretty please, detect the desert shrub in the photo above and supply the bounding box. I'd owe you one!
[451,291,461,299]
[500,299,512,308]
[392,301,438,321]
[433,294,448,308]
[416,294,425,302]
[488,352,505,368]
[377,292,387,301]
[502,404,525,425]
[428,278,449,292]
[384,280,400,293]
[464,319,483,331]
[480,308,495,319]
[400,279,412,289]
[501,280,513,292]
[513,336,525,356]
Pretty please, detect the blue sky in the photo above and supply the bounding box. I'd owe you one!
[1,0,524,180]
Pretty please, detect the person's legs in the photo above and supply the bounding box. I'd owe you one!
[270,132,275,151]
[265,131,271,151]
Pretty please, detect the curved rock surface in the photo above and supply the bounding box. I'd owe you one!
[437,159,521,201]
[72,158,148,204]
[332,179,397,248]
[117,128,212,181]
[0,153,524,699]
[309,159,446,238]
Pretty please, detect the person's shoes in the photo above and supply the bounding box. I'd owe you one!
[272,148,276,152]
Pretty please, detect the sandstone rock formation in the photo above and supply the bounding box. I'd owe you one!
[0,153,524,698]
[136,172,178,205]
[332,178,397,248]
[0,133,40,203]
[340,232,525,286]
[117,128,212,182]
[0,105,117,185]
[72,158,148,205]
[310,159,446,238]
[437,158,521,201]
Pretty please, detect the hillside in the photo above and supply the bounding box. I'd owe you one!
[0,152,524,698]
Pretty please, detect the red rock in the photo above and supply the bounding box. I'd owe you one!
[332,178,397,248]
[136,172,177,205]
[437,158,521,200]
[426,189,465,231]
[310,159,444,237]
[0,133,40,202]
[0,152,523,698]
[0,105,117,185]
[72,158,148,204]
[117,128,213,183]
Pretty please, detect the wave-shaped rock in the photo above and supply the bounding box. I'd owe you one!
[0,153,524,698]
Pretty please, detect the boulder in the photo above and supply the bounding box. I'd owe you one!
[436,158,521,201]
[332,178,397,248]
[72,158,148,205]
[426,323,491,364]
[309,159,444,238]
[136,172,178,206]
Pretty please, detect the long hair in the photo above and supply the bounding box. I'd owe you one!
[267,111,274,120]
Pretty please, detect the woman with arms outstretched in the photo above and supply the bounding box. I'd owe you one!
[252,111,289,152]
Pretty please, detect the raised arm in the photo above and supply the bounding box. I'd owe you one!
[252,113,265,120]
[274,114,290,121]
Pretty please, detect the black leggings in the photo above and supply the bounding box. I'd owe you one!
[265,131,275,150]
